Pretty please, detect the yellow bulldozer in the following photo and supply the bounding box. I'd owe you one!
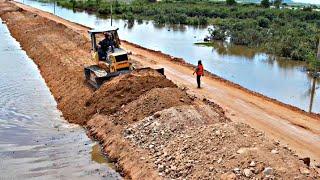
[84,27,164,88]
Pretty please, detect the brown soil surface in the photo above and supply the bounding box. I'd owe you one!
[1,1,320,179]
[84,68,176,119]
[114,87,193,124]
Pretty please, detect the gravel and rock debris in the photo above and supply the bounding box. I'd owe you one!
[125,116,319,179]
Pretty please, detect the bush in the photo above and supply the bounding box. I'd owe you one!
[209,27,226,41]
[258,17,270,28]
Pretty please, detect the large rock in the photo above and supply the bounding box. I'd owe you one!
[299,167,310,175]
[263,167,273,175]
[243,168,252,177]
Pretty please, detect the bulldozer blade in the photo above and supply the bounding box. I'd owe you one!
[84,66,165,89]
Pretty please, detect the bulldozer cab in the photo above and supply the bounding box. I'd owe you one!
[89,27,120,52]
[88,28,131,73]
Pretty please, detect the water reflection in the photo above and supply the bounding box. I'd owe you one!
[91,144,108,164]
[91,144,117,169]
[197,41,259,59]
[153,22,165,29]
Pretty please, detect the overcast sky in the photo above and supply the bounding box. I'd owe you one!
[292,0,320,4]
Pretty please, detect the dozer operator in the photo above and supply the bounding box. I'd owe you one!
[98,32,115,61]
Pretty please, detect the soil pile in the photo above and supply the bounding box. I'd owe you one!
[114,87,192,124]
[123,105,223,149]
[84,68,176,118]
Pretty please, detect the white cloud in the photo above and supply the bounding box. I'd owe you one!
[292,0,320,5]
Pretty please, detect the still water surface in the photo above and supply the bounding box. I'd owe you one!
[0,19,121,179]
[14,0,320,113]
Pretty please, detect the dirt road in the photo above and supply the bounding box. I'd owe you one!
[10,1,320,165]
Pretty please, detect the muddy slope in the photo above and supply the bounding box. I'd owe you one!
[1,1,319,179]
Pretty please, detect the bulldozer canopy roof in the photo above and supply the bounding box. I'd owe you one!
[88,27,119,35]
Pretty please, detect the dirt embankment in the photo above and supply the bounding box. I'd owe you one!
[1,1,319,179]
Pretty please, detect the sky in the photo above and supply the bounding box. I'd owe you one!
[292,0,320,4]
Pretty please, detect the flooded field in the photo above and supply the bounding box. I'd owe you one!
[0,19,121,179]
[15,0,320,113]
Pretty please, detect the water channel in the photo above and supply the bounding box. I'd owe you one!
[0,19,121,179]
[13,0,320,114]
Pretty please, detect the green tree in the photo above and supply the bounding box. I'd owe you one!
[261,0,270,8]
[226,0,236,6]
[307,52,320,72]
[309,40,320,72]
[274,0,282,8]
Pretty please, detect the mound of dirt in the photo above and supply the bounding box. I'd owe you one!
[113,87,193,125]
[85,68,176,119]
[124,105,211,150]
[124,103,229,151]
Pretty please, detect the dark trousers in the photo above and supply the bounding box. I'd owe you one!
[197,75,201,88]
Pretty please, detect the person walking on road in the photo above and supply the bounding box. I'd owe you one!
[193,60,204,88]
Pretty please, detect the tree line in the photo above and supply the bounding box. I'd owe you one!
[52,0,319,61]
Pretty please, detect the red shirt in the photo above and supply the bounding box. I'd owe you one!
[196,64,204,76]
